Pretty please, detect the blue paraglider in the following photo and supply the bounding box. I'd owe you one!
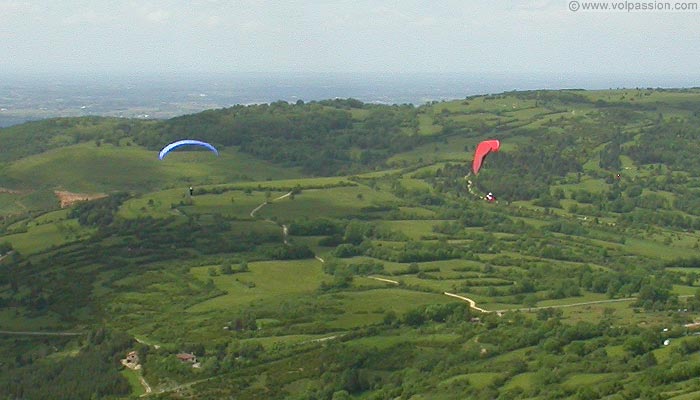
[158,140,219,160]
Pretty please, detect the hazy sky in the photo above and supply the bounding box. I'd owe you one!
[2,0,699,77]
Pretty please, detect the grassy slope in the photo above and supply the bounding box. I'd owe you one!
[1,142,301,193]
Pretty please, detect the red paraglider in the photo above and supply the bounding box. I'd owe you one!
[472,140,500,175]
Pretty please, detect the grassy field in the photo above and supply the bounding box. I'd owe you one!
[377,220,444,240]
[187,259,326,312]
[1,142,300,193]
[255,185,401,220]
[118,188,274,219]
[1,218,94,254]
[120,369,145,397]
[325,288,456,329]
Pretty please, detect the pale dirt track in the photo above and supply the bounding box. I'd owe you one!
[139,376,152,396]
[249,191,294,243]
[249,191,293,218]
[368,276,400,285]
[502,297,637,313]
[0,330,84,336]
[443,292,490,313]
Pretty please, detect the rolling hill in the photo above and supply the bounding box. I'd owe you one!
[3,89,700,399]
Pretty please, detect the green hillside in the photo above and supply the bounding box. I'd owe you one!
[4,90,700,399]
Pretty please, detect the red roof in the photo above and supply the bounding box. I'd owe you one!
[176,353,197,362]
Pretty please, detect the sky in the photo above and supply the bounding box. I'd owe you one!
[1,0,700,78]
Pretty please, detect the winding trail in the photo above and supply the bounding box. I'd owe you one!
[249,191,294,244]
[249,202,268,218]
[132,337,158,396]
[139,376,152,396]
[443,292,490,313]
[441,293,677,315]
[250,191,293,218]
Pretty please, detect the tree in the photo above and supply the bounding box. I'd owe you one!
[220,261,234,275]
[343,221,372,245]
[239,261,249,272]
[332,390,351,400]
[383,310,398,326]
[407,263,420,274]
[524,295,538,310]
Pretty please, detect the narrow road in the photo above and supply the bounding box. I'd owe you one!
[500,297,637,313]
[368,276,400,285]
[0,330,84,336]
[443,292,654,315]
[443,292,490,313]
[135,336,161,349]
[306,335,340,344]
[139,376,152,396]
[273,192,293,201]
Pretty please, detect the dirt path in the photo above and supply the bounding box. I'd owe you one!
[139,376,152,396]
[306,335,340,344]
[133,337,157,396]
[282,224,289,245]
[0,250,15,263]
[273,192,293,201]
[0,330,84,336]
[249,191,294,244]
[134,336,161,349]
[443,292,490,313]
[368,276,400,285]
[442,292,648,315]
[249,191,294,218]
[249,202,268,218]
[0,187,23,194]
[499,297,638,313]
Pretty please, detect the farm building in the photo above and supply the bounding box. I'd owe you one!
[176,353,197,363]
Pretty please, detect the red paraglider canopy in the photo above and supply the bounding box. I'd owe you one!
[472,140,500,174]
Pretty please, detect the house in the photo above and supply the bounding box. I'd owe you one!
[125,351,139,364]
[121,350,141,370]
[176,353,197,363]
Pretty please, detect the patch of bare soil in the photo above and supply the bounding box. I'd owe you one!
[54,190,107,208]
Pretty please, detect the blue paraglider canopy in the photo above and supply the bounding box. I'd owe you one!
[158,140,219,160]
